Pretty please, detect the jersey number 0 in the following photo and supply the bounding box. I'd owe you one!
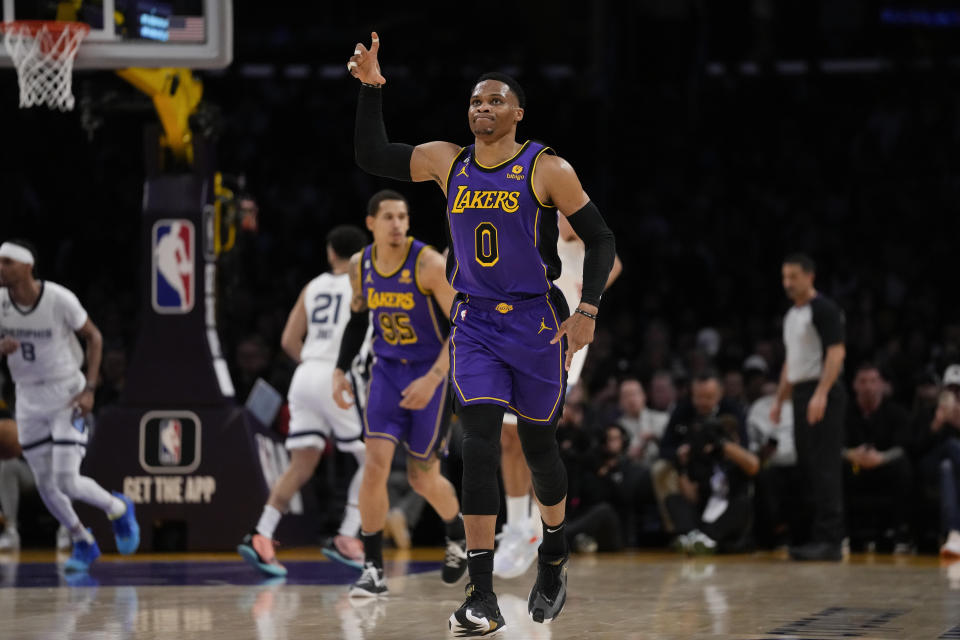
[474,222,499,267]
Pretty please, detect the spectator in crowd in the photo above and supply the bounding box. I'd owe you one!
[575,424,653,552]
[656,372,758,553]
[743,355,770,406]
[648,371,677,415]
[723,369,747,414]
[843,363,913,551]
[913,365,960,558]
[617,378,669,463]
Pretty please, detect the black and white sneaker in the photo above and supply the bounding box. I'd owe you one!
[448,583,506,637]
[527,550,568,624]
[349,562,388,598]
[441,537,468,585]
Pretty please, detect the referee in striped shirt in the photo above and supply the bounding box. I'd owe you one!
[770,254,847,561]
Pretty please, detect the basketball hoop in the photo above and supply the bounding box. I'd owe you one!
[0,20,89,111]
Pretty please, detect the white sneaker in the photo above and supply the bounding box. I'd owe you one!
[687,529,717,555]
[493,522,540,579]
[941,530,960,559]
[0,529,20,551]
[56,525,72,551]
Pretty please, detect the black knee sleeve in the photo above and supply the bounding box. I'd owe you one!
[458,403,505,515]
[518,421,568,507]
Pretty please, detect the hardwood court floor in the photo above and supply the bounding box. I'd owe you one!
[2,548,960,639]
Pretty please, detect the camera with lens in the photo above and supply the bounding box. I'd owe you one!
[683,415,737,482]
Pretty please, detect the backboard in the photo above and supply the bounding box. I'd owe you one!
[0,0,232,69]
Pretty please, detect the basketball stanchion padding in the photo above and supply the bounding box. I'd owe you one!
[0,20,89,111]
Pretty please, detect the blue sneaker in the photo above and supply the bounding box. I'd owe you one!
[63,572,100,587]
[64,531,101,573]
[110,492,140,555]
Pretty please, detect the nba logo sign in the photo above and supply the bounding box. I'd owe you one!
[140,411,201,474]
[152,219,195,314]
[158,418,182,466]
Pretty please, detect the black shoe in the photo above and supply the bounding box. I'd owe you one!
[528,550,568,624]
[349,562,388,598]
[788,541,842,561]
[448,583,506,637]
[442,537,468,585]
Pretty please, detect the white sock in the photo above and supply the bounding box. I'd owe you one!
[256,505,282,539]
[70,523,94,544]
[339,461,364,537]
[107,495,127,519]
[948,530,960,545]
[505,495,530,528]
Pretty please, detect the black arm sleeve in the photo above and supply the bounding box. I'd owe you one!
[565,200,616,307]
[355,85,414,181]
[336,310,370,372]
[810,296,845,347]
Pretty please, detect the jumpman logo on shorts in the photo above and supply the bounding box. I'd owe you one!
[538,317,553,335]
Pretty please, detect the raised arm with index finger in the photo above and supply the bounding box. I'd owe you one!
[348,32,616,635]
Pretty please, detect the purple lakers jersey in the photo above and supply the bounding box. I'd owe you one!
[445,141,562,300]
[361,238,448,363]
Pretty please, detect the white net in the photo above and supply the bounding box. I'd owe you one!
[1,21,89,111]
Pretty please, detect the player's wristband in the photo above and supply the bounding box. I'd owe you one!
[575,307,598,321]
[84,382,96,393]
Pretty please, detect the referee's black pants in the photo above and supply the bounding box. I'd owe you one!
[792,381,846,546]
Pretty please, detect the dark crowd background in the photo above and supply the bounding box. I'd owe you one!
[2,1,960,551]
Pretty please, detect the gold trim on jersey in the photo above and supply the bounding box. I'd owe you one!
[533,207,553,291]
[372,237,414,279]
[473,140,531,171]
[445,148,470,289]
[444,146,466,197]
[413,245,433,296]
[362,360,400,447]
[529,146,554,209]
[407,374,449,460]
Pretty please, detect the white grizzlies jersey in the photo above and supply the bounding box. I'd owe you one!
[555,234,584,319]
[0,281,86,384]
[300,272,354,362]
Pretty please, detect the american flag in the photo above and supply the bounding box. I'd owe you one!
[167,16,205,42]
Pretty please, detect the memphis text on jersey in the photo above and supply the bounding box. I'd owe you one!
[449,186,521,214]
[0,327,53,339]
